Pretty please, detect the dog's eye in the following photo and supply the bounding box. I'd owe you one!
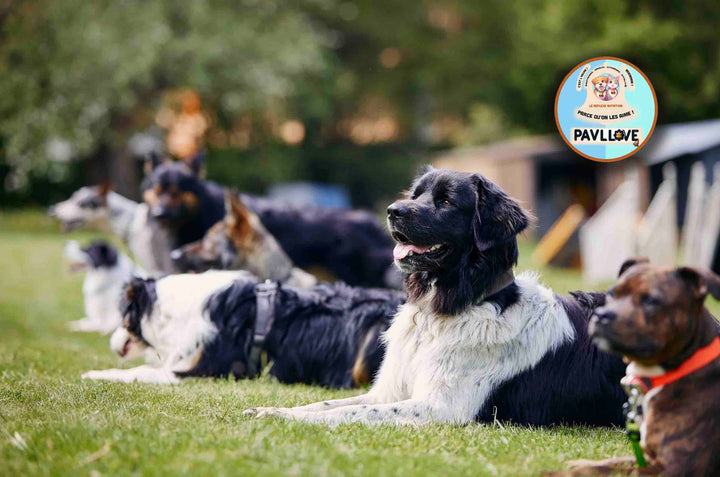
[439,200,452,207]
[640,294,662,308]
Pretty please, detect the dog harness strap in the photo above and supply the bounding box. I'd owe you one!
[247,280,278,377]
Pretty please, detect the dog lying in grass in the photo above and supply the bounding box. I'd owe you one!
[244,167,626,427]
[170,192,317,288]
[143,156,401,288]
[558,258,720,476]
[50,183,174,275]
[64,240,139,334]
[81,271,405,386]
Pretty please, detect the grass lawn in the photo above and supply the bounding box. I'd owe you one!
[3,210,717,476]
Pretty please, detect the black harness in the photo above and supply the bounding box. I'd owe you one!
[245,280,279,377]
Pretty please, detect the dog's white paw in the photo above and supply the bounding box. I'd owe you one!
[244,407,285,419]
[82,370,113,380]
[67,319,97,332]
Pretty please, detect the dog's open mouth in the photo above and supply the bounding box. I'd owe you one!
[391,232,449,261]
[119,339,132,357]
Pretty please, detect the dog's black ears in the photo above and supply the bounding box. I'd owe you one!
[676,267,720,301]
[618,257,650,277]
[416,164,434,178]
[98,181,113,197]
[471,174,529,250]
[187,151,205,177]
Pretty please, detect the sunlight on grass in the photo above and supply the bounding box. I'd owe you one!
[2,210,716,475]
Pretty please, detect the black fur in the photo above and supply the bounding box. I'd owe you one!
[143,160,396,287]
[83,241,118,268]
[142,161,225,246]
[240,194,396,287]
[120,277,157,345]
[180,280,405,387]
[388,168,529,315]
[477,292,626,426]
[389,168,626,426]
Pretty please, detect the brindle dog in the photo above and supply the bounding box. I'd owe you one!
[559,258,720,476]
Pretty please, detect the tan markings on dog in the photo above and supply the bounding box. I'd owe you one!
[181,192,199,212]
[352,325,382,386]
[143,188,160,206]
[226,195,259,249]
[98,182,112,205]
[305,266,337,283]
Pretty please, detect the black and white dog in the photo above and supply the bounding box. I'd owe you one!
[244,168,626,426]
[50,185,174,275]
[143,158,401,288]
[64,240,139,334]
[82,271,405,386]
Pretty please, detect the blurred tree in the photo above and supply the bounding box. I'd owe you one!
[0,0,329,195]
[301,0,719,145]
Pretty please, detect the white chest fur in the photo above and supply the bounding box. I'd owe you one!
[374,272,575,416]
[142,271,248,371]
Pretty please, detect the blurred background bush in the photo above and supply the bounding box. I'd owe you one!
[1,0,719,210]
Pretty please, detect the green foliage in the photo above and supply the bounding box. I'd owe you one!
[206,142,428,209]
[1,0,720,192]
[0,0,329,176]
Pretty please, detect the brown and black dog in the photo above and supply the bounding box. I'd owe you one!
[560,258,720,476]
[171,192,317,288]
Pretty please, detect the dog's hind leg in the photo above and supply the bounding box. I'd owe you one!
[81,365,180,384]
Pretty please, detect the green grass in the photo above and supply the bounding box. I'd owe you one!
[2,210,718,476]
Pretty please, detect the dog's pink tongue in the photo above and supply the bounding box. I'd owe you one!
[393,243,431,260]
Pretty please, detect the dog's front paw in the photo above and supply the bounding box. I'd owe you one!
[67,319,95,332]
[81,370,109,380]
[243,407,287,419]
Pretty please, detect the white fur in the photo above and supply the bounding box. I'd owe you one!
[246,271,575,425]
[53,188,173,275]
[82,270,250,383]
[64,241,139,334]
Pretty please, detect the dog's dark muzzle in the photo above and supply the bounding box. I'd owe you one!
[171,244,216,272]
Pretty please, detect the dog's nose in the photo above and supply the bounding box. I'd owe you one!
[387,202,409,218]
[594,308,617,325]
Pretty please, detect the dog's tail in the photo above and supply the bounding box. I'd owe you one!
[120,276,157,342]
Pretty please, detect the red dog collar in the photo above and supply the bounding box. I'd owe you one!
[623,336,720,393]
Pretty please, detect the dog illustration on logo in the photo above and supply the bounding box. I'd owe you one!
[592,76,607,100]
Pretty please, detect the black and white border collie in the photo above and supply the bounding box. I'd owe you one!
[82,271,405,387]
[244,168,626,426]
[64,240,139,334]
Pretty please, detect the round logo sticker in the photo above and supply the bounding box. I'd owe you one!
[555,57,657,162]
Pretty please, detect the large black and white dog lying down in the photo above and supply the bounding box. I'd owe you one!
[81,270,405,386]
[244,167,626,427]
[142,156,401,288]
